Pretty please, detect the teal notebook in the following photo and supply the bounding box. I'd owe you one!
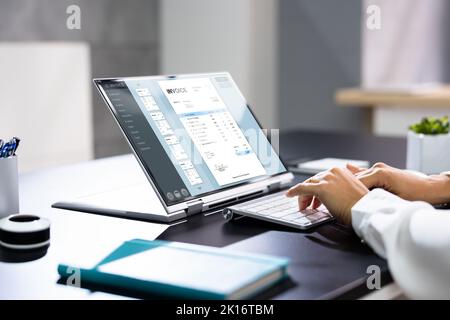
[57,239,289,299]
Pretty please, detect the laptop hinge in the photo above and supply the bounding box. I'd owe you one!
[185,199,204,215]
[268,181,282,192]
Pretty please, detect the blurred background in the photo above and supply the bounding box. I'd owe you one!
[1,0,450,172]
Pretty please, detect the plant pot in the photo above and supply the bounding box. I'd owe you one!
[406,131,450,174]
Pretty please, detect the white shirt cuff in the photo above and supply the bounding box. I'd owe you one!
[351,188,410,257]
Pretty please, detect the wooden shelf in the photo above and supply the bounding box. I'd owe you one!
[335,86,450,107]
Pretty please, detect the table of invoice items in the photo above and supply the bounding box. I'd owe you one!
[158,78,266,186]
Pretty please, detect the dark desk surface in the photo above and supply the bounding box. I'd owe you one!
[0,130,406,299]
[279,129,406,169]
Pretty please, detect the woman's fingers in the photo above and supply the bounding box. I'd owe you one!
[286,181,322,198]
[299,195,314,210]
[346,163,365,174]
[287,181,325,211]
[311,196,322,209]
[355,170,382,189]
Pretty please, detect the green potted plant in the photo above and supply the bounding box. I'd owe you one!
[407,116,450,174]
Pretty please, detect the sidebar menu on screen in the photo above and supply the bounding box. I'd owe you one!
[98,81,191,205]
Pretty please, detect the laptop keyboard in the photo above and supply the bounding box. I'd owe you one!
[228,191,333,229]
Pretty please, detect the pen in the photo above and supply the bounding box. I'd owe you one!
[12,137,20,155]
[0,144,7,158]
[1,142,11,158]
[0,137,20,158]
[7,140,16,157]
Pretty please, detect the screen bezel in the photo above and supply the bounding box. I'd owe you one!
[94,72,289,210]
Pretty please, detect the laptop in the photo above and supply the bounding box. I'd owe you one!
[55,72,332,230]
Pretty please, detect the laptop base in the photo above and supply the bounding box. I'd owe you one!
[52,183,185,223]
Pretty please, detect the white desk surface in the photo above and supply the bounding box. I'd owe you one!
[0,154,168,299]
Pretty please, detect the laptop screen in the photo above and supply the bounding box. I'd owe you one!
[95,73,287,205]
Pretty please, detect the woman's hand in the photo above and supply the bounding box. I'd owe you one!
[347,162,450,205]
[285,167,369,225]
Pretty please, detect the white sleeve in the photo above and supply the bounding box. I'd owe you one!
[352,188,450,299]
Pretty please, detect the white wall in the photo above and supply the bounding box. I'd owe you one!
[160,0,279,129]
[374,107,450,137]
[363,0,450,136]
[0,43,93,172]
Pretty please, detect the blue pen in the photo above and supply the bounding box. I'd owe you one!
[4,143,11,158]
[2,142,13,158]
[7,141,16,157]
[6,139,15,157]
[0,143,8,158]
[0,137,20,158]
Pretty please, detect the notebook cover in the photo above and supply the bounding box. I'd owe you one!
[58,239,289,300]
